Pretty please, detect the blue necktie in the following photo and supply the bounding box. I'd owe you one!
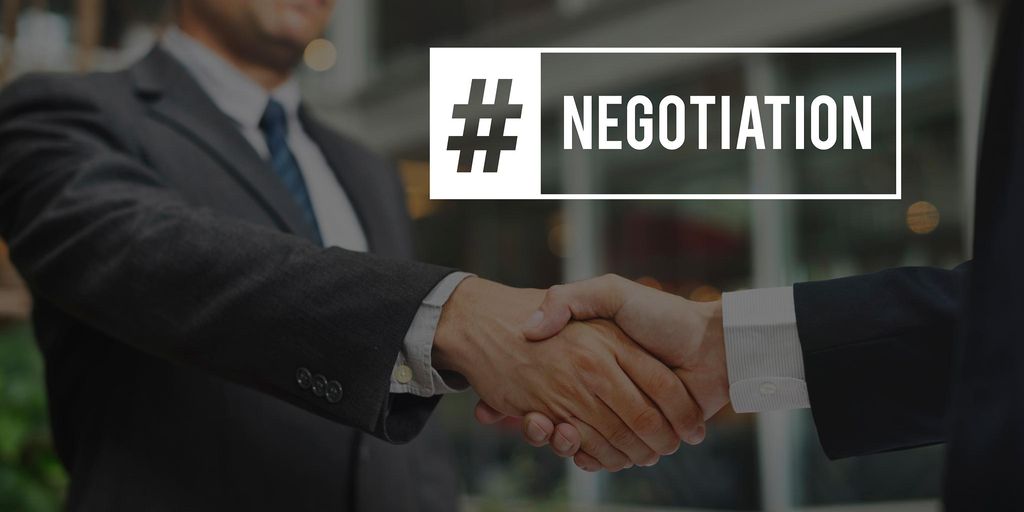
[259,99,323,245]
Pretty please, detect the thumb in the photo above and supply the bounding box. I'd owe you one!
[521,297,573,341]
[522,275,627,341]
[474,400,508,425]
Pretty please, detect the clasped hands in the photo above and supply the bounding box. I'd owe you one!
[432,274,731,472]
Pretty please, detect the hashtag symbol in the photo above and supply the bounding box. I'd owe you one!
[447,78,522,173]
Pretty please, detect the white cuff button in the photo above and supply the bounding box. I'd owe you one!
[393,364,413,384]
[759,382,778,396]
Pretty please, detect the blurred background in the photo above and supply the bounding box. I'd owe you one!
[0,0,1001,510]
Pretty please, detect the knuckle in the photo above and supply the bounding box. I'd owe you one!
[598,273,621,295]
[669,402,701,433]
[547,284,569,303]
[570,349,602,378]
[604,273,628,288]
[578,435,599,453]
[571,420,631,470]
[608,426,636,448]
[630,407,665,438]
[647,371,682,401]
[550,378,577,404]
[683,400,704,426]
[582,443,626,471]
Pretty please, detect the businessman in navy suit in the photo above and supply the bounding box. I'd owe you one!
[509,3,1024,509]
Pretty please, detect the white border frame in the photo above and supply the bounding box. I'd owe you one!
[538,47,902,200]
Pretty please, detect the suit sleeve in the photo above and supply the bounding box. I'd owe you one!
[0,74,454,443]
[793,262,969,459]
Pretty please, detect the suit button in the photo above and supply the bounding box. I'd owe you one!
[312,374,328,397]
[296,368,312,389]
[326,381,343,403]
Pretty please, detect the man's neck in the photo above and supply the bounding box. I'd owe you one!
[177,24,293,91]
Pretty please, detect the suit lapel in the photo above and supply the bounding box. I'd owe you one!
[300,111,387,253]
[130,47,320,243]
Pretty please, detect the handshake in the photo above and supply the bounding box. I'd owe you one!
[432,274,731,472]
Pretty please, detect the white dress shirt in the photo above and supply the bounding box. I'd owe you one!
[161,28,468,397]
[722,287,811,412]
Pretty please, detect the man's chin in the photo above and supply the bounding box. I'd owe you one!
[259,24,320,55]
[273,29,322,53]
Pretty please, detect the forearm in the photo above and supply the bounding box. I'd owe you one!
[795,264,969,458]
[0,82,455,440]
[13,188,452,438]
[722,264,969,458]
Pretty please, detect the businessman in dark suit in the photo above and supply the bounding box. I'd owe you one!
[0,0,715,510]
[498,3,1023,508]
[1,2,463,509]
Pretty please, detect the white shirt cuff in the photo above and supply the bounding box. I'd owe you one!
[722,287,810,413]
[389,271,473,397]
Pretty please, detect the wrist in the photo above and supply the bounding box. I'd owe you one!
[432,277,541,373]
[675,298,730,419]
[432,276,481,376]
[702,300,729,402]
[700,300,724,357]
[431,277,545,413]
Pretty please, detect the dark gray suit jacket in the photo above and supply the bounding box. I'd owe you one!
[0,47,459,511]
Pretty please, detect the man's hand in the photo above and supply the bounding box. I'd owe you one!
[434,277,706,470]
[473,274,729,471]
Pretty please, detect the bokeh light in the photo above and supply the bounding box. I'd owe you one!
[689,285,722,302]
[906,201,940,234]
[303,38,337,72]
[547,221,567,258]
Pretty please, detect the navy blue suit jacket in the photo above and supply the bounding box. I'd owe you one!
[794,3,1023,508]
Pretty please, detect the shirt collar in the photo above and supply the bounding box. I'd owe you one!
[160,26,302,130]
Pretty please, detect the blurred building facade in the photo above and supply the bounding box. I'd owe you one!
[0,0,1002,510]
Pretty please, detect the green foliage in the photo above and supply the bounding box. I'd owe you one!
[0,322,66,512]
